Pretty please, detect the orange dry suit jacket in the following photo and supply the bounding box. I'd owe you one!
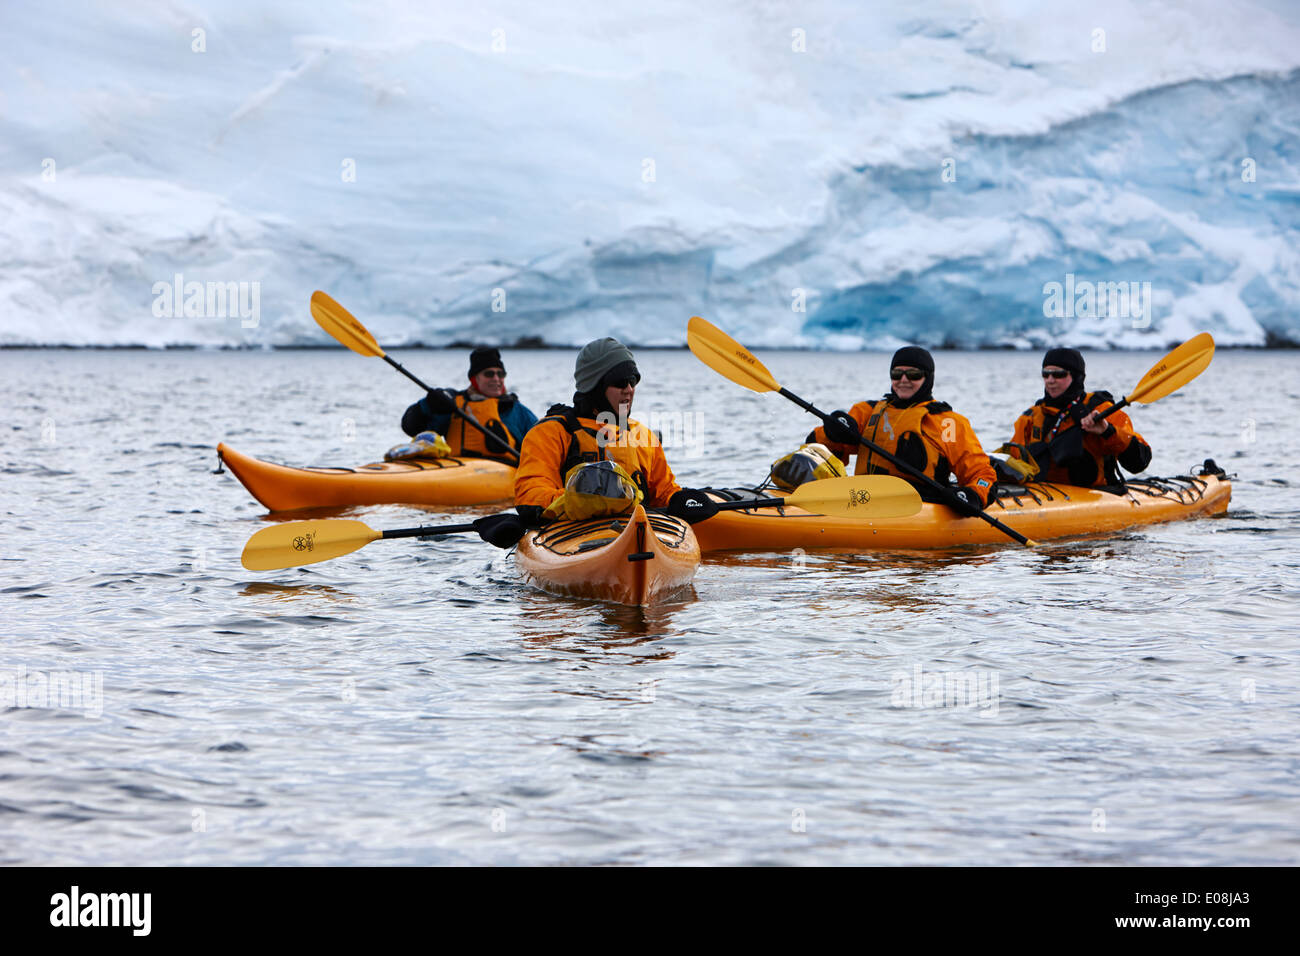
[1009,391,1151,487]
[810,397,997,505]
[514,405,682,510]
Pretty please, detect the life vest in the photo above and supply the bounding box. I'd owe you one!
[858,399,954,484]
[1019,390,1122,486]
[447,392,519,463]
[538,406,652,499]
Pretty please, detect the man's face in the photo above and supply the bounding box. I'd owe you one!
[473,368,507,398]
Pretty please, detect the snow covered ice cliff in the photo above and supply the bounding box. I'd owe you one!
[1,0,1298,348]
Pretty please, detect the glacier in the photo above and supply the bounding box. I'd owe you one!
[0,0,1297,348]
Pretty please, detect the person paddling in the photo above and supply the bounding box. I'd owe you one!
[400,346,538,463]
[513,338,718,526]
[1006,347,1151,487]
[808,346,997,510]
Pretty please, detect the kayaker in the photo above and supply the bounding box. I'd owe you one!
[808,346,997,510]
[400,346,538,463]
[513,337,719,526]
[1006,347,1152,487]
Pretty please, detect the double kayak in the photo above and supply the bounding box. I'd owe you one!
[217,443,515,511]
[693,470,1231,553]
[516,504,700,605]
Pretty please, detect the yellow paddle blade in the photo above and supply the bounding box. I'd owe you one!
[1127,332,1215,405]
[687,316,781,393]
[310,291,386,358]
[242,519,382,571]
[783,475,923,518]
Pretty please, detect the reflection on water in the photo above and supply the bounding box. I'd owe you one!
[520,596,691,662]
[255,505,366,523]
[239,581,359,603]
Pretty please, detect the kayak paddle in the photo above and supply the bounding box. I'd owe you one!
[696,474,922,519]
[241,517,481,570]
[309,291,521,466]
[241,476,921,571]
[1091,331,1215,421]
[686,315,1037,546]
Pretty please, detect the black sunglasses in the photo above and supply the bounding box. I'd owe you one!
[889,368,926,382]
[1041,369,1071,380]
[479,369,507,379]
[606,376,639,389]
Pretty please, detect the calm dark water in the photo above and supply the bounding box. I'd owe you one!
[3,348,1299,865]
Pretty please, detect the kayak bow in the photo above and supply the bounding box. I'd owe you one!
[515,504,700,606]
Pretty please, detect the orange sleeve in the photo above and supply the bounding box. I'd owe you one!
[809,402,873,465]
[1092,405,1141,455]
[636,426,681,507]
[1009,412,1032,454]
[929,411,998,505]
[513,419,571,508]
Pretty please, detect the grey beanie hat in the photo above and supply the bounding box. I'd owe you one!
[574,337,636,393]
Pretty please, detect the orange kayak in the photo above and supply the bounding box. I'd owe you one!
[515,504,700,605]
[693,473,1231,553]
[217,442,515,512]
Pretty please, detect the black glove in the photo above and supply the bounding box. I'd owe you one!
[424,387,459,414]
[822,410,861,446]
[666,489,719,524]
[951,486,985,511]
[473,514,527,548]
[515,504,548,528]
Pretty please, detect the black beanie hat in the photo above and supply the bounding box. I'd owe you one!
[891,346,935,374]
[468,346,504,378]
[1042,347,1085,376]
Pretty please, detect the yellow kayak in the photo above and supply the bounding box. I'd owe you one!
[217,442,515,512]
[515,504,700,605]
[693,472,1231,553]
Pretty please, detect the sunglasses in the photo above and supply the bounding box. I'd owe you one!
[1041,369,1071,380]
[479,369,507,379]
[606,376,639,389]
[889,368,926,382]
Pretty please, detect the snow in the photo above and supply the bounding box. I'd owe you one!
[0,0,1297,347]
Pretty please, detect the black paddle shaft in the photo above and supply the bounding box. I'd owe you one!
[780,387,1033,546]
[712,496,787,513]
[382,523,478,540]
[383,355,521,465]
[1038,395,1132,461]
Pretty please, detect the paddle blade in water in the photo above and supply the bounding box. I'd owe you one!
[311,291,385,358]
[1127,332,1215,405]
[687,316,781,393]
[242,519,382,571]
[784,475,924,518]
